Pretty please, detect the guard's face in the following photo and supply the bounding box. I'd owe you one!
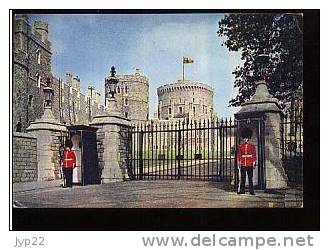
[243,138,249,143]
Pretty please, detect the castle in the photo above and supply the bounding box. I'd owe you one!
[11,14,298,193]
[13,15,216,132]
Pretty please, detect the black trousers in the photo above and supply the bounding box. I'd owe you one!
[239,166,254,194]
[62,167,73,187]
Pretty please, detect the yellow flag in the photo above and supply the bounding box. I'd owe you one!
[183,57,194,64]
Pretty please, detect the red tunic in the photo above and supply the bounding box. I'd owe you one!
[62,150,77,168]
[237,142,257,167]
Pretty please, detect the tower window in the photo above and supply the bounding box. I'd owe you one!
[179,107,182,113]
[117,87,120,93]
[125,86,128,93]
[193,107,196,113]
[125,112,128,118]
[28,95,33,107]
[124,98,128,105]
[169,108,172,115]
[36,73,41,88]
[37,50,41,64]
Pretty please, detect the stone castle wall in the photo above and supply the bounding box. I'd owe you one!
[51,76,104,126]
[13,15,104,131]
[13,132,37,183]
[157,80,214,120]
[13,15,52,132]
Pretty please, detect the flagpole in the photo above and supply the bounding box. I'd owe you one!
[182,57,185,82]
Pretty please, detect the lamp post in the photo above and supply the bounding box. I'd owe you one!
[105,66,120,114]
[250,53,272,101]
[44,77,54,109]
[88,86,94,122]
[39,77,56,121]
[254,53,269,81]
[106,66,118,98]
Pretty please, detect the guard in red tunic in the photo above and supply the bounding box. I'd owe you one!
[237,135,257,195]
[61,139,77,188]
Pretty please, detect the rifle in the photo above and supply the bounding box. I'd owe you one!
[237,165,241,193]
[59,145,65,187]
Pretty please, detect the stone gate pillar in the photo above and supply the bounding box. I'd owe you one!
[26,107,67,181]
[235,80,287,189]
[90,105,131,183]
[90,66,132,183]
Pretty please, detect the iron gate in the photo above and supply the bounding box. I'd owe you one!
[130,118,237,182]
[281,100,303,187]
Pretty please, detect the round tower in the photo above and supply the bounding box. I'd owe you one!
[157,80,214,120]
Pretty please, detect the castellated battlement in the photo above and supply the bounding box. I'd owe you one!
[33,20,49,44]
[51,75,104,126]
[34,20,49,33]
[157,80,214,95]
[14,15,51,53]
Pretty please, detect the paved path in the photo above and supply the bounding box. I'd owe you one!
[12,180,299,208]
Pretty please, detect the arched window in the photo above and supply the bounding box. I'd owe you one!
[124,98,128,105]
[125,112,128,118]
[125,86,128,93]
[36,73,41,88]
[117,86,120,93]
[168,108,172,115]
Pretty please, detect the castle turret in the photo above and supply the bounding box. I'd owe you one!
[15,14,29,30]
[115,69,149,122]
[73,75,81,90]
[66,72,73,87]
[34,20,49,43]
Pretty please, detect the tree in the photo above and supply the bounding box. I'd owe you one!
[217,13,303,107]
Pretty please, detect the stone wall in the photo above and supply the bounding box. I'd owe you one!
[13,132,37,183]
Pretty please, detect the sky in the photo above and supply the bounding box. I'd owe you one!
[30,14,242,117]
